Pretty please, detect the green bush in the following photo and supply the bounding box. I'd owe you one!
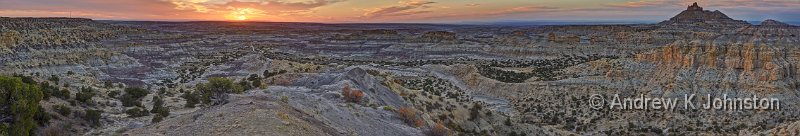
[251,79,261,88]
[125,107,149,117]
[247,74,260,81]
[103,81,113,88]
[75,86,96,103]
[238,80,252,91]
[120,87,149,107]
[84,109,102,127]
[107,90,120,98]
[53,105,72,116]
[196,77,243,105]
[151,114,165,123]
[34,106,50,126]
[182,91,199,108]
[124,87,149,99]
[12,74,36,84]
[0,76,44,136]
[48,75,59,83]
[51,89,70,100]
[150,96,170,117]
[39,82,56,100]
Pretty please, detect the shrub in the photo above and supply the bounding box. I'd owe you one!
[505,116,513,126]
[182,91,199,108]
[48,75,59,83]
[397,106,423,127]
[39,82,59,100]
[238,80,252,91]
[251,79,262,89]
[125,107,149,117]
[120,87,149,107]
[341,85,365,103]
[247,74,260,81]
[383,106,394,111]
[196,77,243,105]
[158,88,167,95]
[430,122,449,136]
[51,89,70,100]
[0,76,44,136]
[39,124,68,136]
[281,95,289,103]
[124,87,149,99]
[150,96,170,117]
[53,105,72,116]
[75,86,96,103]
[103,81,113,88]
[469,103,482,121]
[120,94,141,107]
[151,114,165,123]
[12,74,36,84]
[263,70,287,78]
[107,90,120,98]
[34,106,51,125]
[84,109,102,127]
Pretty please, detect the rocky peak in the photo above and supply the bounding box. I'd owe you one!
[687,2,702,11]
[658,2,749,26]
[761,19,792,26]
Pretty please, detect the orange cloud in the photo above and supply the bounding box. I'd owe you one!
[605,0,674,8]
[362,0,435,18]
[0,0,798,23]
[225,7,265,20]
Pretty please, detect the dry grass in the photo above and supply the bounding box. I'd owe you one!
[398,106,424,127]
[429,121,450,136]
[342,84,365,103]
[39,123,68,136]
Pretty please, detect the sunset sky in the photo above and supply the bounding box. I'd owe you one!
[1,0,798,23]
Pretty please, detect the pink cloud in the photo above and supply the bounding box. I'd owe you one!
[361,0,436,18]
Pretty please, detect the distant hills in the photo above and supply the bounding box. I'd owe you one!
[466,2,796,27]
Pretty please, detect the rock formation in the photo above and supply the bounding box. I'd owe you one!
[658,2,750,27]
[760,19,792,26]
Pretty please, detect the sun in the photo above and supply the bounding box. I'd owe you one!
[226,7,262,21]
[235,15,248,20]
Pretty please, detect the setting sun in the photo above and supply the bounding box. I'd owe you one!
[226,7,263,21]
[235,15,247,20]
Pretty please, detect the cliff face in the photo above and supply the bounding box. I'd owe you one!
[635,26,800,91]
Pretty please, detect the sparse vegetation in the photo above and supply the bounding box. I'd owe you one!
[121,87,149,107]
[477,55,618,82]
[341,85,365,103]
[469,103,482,121]
[48,75,59,83]
[182,91,200,108]
[53,105,72,116]
[398,106,424,127]
[430,122,449,136]
[150,96,170,118]
[75,86,96,103]
[51,89,70,100]
[125,107,149,117]
[39,82,59,100]
[0,76,45,136]
[196,77,243,105]
[107,90,120,98]
[84,109,102,127]
[152,114,165,123]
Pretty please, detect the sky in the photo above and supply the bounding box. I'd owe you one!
[0,0,798,23]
